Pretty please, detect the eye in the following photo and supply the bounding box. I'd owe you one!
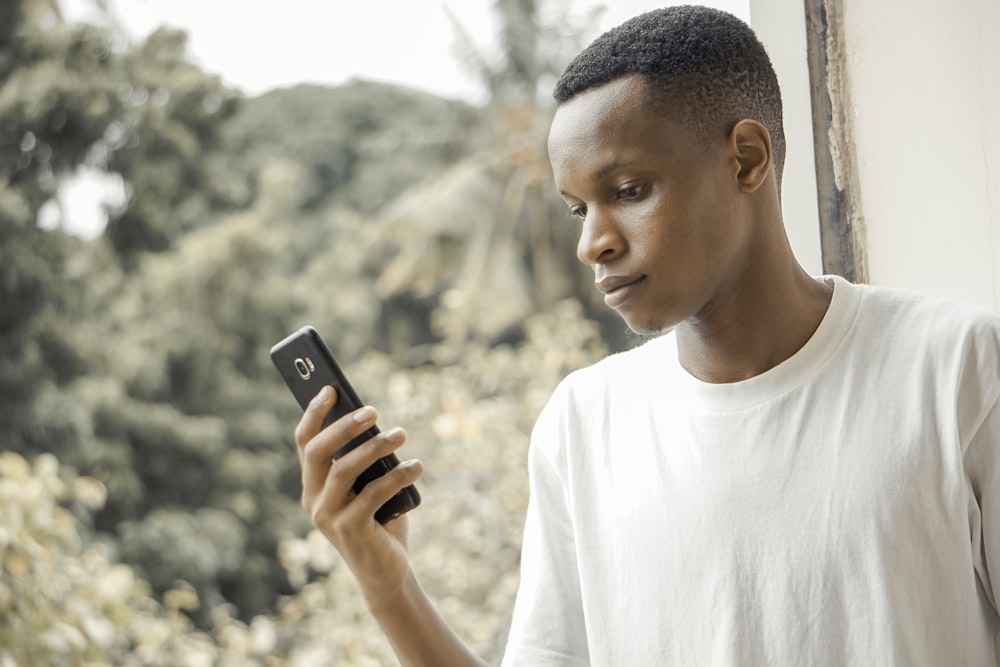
[568,204,587,220]
[616,183,644,200]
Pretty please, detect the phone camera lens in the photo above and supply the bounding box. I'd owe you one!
[294,358,311,380]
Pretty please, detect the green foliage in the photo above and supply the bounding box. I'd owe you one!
[0,0,628,660]
[0,449,295,665]
[66,207,315,619]
[0,450,180,665]
[0,0,232,449]
[105,27,237,258]
[0,300,605,663]
[0,21,121,199]
[0,0,120,438]
[222,81,485,217]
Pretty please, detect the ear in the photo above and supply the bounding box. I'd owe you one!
[729,119,772,193]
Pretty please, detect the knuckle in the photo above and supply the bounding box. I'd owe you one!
[328,461,355,485]
[324,512,354,542]
[310,504,333,529]
[293,423,310,447]
[302,439,328,466]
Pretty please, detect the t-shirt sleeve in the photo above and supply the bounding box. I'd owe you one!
[964,388,1000,653]
[501,409,590,667]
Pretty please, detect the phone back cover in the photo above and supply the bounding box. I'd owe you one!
[270,326,377,448]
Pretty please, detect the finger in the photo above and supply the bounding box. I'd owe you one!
[318,426,408,501]
[300,405,380,502]
[294,385,337,451]
[306,426,410,521]
[302,405,380,470]
[322,457,423,528]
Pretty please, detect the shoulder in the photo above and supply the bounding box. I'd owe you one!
[855,281,1000,338]
[530,333,680,444]
[553,332,678,402]
[840,279,1000,365]
[851,281,1000,417]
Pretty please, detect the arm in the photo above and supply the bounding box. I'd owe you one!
[295,385,488,667]
[965,393,1000,619]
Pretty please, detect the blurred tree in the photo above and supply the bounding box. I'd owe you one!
[220,80,485,218]
[70,175,319,619]
[0,0,122,453]
[0,0,250,625]
[446,0,604,107]
[372,0,632,352]
[0,0,236,448]
[1,65,496,625]
[1,0,628,643]
[0,294,608,664]
[104,27,237,260]
[66,78,492,617]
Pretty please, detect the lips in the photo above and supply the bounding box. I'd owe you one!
[595,274,647,308]
[596,274,644,294]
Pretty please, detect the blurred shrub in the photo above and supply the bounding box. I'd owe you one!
[1,299,607,665]
[0,450,197,665]
[262,299,609,664]
[0,0,627,656]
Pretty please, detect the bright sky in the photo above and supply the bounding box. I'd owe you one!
[63,0,750,102]
[52,0,750,238]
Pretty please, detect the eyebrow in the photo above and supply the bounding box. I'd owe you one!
[556,159,635,197]
[593,159,632,179]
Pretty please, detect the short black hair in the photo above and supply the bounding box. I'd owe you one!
[554,5,786,187]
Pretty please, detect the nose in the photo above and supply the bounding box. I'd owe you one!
[576,208,623,266]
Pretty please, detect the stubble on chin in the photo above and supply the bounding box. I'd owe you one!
[622,317,673,342]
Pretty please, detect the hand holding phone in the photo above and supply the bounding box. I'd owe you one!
[274,329,485,667]
[271,326,421,523]
[292,382,426,610]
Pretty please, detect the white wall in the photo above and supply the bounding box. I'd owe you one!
[840,0,1000,309]
[754,0,1000,309]
[749,0,825,277]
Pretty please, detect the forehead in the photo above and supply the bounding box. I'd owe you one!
[547,76,651,159]
[547,75,702,188]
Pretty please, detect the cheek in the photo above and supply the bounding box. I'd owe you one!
[623,196,672,242]
[632,198,697,255]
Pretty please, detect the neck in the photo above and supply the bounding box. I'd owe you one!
[674,225,833,384]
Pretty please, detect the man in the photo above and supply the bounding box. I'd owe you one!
[294,6,999,665]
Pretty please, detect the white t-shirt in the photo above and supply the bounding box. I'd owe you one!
[502,277,1000,666]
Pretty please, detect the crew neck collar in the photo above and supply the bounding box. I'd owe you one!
[664,275,864,412]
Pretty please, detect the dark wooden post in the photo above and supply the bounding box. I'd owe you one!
[803,0,868,283]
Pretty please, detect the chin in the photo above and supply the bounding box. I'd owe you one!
[617,295,691,338]
[621,313,674,338]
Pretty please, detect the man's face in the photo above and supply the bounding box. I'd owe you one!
[548,75,752,335]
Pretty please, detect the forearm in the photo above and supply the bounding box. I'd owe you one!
[292,392,482,664]
[365,569,490,667]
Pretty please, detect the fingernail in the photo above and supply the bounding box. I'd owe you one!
[383,427,405,443]
[318,386,332,402]
[354,406,376,424]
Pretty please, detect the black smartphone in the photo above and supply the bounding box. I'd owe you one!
[270,326,420,523]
